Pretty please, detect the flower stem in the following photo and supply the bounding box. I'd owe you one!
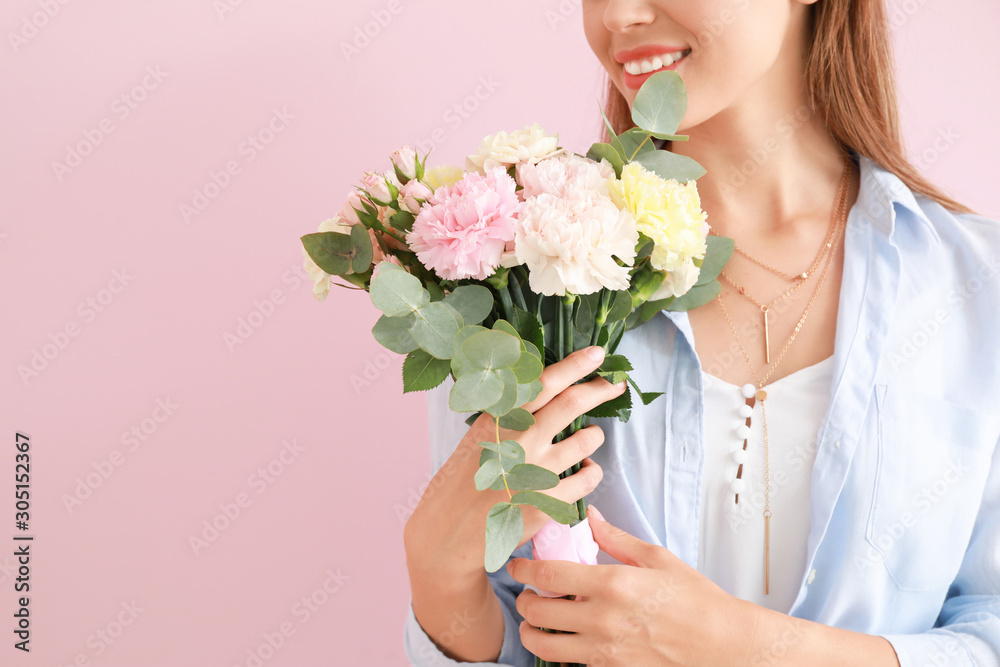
[497,283,515,322]
[509,269,528,312]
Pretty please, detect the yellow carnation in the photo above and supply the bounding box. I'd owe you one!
[422,165,464,191]
[608,162,709,273]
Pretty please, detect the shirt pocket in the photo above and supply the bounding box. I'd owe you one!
[865,384,998,592]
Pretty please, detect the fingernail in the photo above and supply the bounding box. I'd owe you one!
[614,380,626,390]
[588,505,605,522]
[586,346,605,362]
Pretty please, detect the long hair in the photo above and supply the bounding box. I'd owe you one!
[602,0,974,214]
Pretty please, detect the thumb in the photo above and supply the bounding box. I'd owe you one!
[587,505,668,569]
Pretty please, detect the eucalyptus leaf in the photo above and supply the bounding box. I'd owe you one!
[450,369,504,412]
[370,265,429,316]
[301,231,355,277]
[411,301,464,359]
[465,411,484,427]
[485,502,523,573]
[462,329,522,370]
[475,458,505,491]
[586,142,625,178]
[349,225,373,273]
[479,439,526,460]
[695,236,735,286]
[372,314,418,354]
[491,319,520,338]
[444,285,494,326]
[498,408,535,431]
[503,464,559,492]
[402,349,451,393]
[511,348,544,385]
[485,368,520,418]
[619,128,656,162]
[511,491,579,525]
[631,70,687,136]
[516,379,543,408]
[665,280,721,312]
[634,150,706,183]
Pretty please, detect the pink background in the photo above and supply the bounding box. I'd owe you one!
[2,1,997,665]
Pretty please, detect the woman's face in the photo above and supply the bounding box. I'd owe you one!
[583,0,813,131]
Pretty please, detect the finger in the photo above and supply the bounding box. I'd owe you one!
[587,505,672,569]
[507,557,598,597]
[515,588,593,635]
[518,618,591,666]
[540,457,603,507]
[532,378,626,440]
[544,425,605,476]
[522,346,609,414]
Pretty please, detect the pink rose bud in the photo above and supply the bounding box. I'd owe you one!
[361,171,392,204]
[398,180,433,215]
[390,146,418,181]
[338,190,367,225]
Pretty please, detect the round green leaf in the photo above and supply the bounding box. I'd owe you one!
[370,265,429,316]
[444,286,494,326]
[631,70,687,136]
[450,369,504,412]
[372,314,418,354]
[410,301,463,359]
[485,502,523,573]
[462,330,522,370]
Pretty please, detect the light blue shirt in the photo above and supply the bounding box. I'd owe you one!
[403,152,1000,666]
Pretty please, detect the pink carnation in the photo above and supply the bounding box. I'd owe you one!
[406,167,521,281]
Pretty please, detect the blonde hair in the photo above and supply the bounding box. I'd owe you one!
[602,0,974,214]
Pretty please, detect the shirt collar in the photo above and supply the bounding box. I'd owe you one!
[855,151,941,244]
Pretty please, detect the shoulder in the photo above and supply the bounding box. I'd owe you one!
[858,155,1000,288]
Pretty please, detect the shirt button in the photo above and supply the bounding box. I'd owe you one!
[834,440,841,449]
[807,569,816,585]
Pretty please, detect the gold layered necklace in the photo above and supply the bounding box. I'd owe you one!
[714,154,852,595]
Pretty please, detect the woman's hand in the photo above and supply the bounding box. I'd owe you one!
[508,505,756,666]
[403,345,627,581]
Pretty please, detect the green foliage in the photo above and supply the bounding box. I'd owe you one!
[498,408,535,431]
[300,225,372,276]
[402,349,451,393]
[511,491,579,524]
[371,314,418,354]
[596,355,633,386]
[666,281,721,311]
[485,502,523,573]
[695,236,735,286]
[634,150,706,183]
[443,285,493,326]
[631,70,687,138]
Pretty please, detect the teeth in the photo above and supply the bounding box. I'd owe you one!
[624,50,688,76]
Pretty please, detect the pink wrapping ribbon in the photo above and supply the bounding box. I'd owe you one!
[528,516,600,598]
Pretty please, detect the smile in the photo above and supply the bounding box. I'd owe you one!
[623,49,691,76]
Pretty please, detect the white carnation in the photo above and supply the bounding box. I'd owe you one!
[465,123,563,173]
[515,190,638,296]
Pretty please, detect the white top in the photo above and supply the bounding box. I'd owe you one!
[697,355,834,612]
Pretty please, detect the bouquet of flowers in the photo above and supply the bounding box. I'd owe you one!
[302,71,732,666]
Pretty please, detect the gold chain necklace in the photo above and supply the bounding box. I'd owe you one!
[717,158,851,364]
[714,157,852,595]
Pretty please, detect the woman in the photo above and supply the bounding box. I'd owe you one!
[403,0,1000,665]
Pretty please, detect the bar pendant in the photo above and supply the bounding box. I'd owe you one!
[763,309,771,364]
[764,511,771,595]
